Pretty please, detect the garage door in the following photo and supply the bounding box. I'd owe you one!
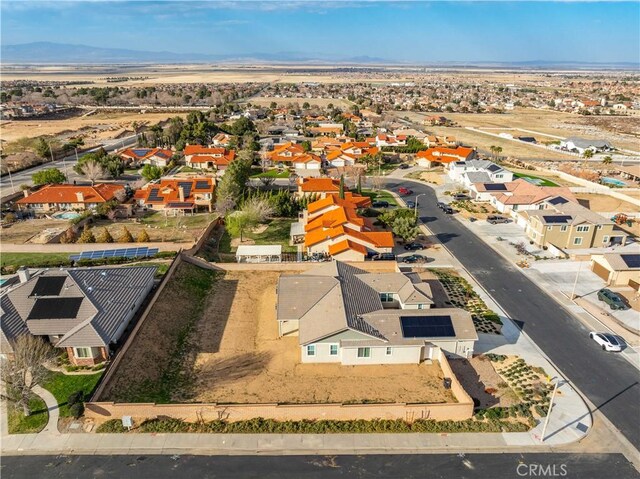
[592,261,610,282]
[629,279,640,291]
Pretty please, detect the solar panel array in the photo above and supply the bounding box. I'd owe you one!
[195,180,210,190]
[621,254,640,269]
[132,149,150,157]
[70,247,159,261]
[147,188,163,202]
[28,297,83,320]
[543,215,573,224]
[400,315,455,338]
[484,184,507,191]
[167,202,194,209]
[178,181,193,198]
[548,196,569,205]
[30,276,65,297]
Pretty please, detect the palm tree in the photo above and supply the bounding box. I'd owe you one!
[583,149,594,160]
[602,156,613,165]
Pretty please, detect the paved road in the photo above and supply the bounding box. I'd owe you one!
[383,178,640,450]
[2,453,638,479]
[1,134,138,195]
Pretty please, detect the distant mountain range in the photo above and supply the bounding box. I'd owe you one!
[2,42,638,69]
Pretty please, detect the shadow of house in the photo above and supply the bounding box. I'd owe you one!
[449,358,500,409]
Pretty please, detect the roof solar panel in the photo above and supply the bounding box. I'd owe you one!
[543,215,573,224]
[166,202,195,208]
[484,184,507,191]
[400,315,455,338]
[178,181,193,198]
[30,276,66,297]
[28,297,83,320]
[548,196,569,205]
[132,149,150,157]
[147,188,163,202]
[621,254,640,268]
[195,180,210,190]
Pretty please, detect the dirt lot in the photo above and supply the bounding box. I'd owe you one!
[189,269,455,404]
[575,193,639,213]
[0,218,66,244]
[449,356,519,408]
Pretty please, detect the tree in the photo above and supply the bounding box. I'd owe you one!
[32,168,66,185]
[118,226,134,243]
[1,335,55,417]
[226,197,274,242]
[96,227,114,243]
[136,229,150,242]
[59,227,77,244]
[339,175,345,200]
[583,149,594,159]
[392,216,420,242]
[356,174,362,195]
[34,138,52,159]
[216,151,252,210]
[602,155,613,165]
[78,225,96,243]
[78,160,106,185]
[141,164,163,181]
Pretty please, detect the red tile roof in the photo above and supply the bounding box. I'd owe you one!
[299,178,340,193]
[120,147,172,161]
[139,178,214,208]
[17,184,125,205]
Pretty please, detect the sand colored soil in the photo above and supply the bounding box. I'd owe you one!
[0,218,67,244]
[189,270,454,404]
[575,193,639,213]
[449,356,519,409]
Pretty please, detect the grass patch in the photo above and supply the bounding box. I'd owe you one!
[250,169,290,178]
[513,173,559,187]
[7,395,48,434]
[42,371,104,417]
[365,162,399,175]
[1,252,75,270]
[229,218,296,253]
[358,189,398,206]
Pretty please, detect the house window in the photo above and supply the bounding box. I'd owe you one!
[380,293,394,302]
[547,226,553,231]
[306,345,316,356]
[74,347,93,359]
[597,225,602,230]
[386,347,393,356]
[576,225,590,232]
[560,225,568,232]
[602,236,609,243]
[418,304,426,310]
[357,347,371,358]
[330,344,338,356]
[573,237,583,246]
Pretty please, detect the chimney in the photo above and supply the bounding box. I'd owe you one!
[76,192,84,202]
[23,189,30,198]
[17,266,30,284]
[178,186,185,203]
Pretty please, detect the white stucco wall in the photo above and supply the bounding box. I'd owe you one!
[340,344,423,365]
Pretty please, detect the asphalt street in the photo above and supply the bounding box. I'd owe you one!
[383,178,640,450]
[1,134,138,195]
[1,453,638,479]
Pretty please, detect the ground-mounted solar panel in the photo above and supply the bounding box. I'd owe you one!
[28,297,83,320]
[484,184,507,191]
[30,276,66,297]
[621,254,640,268]
[147,248,159,256]
[548,196,569,206]
[543,215,573,224]
[400,315,455,338]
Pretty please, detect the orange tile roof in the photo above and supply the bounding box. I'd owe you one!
[140,177,214,207]
[305,225,393,248]
[184,145,232,156]
[305,206,365,232]
[328,239,367,256]
[307,193,372,215]
[17,183,125,205]
[120,147,172,161]
[187,149,236,165]
[299,178,340,193]
[415,151,459,164]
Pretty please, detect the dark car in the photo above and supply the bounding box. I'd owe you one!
[398,163,410,169]
[487,215,510,225]
[398,187,413,196]
[403,254,426,264]
[443,206,455,214]
[405,200,416,208]
[372,200,390,208]
[597,288,628,310]
[453,193,470,201]
[372,253,397,261]
[404,242,425,251]
[437,201,447,210]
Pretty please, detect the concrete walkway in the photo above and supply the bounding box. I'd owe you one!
[32,385,61,436]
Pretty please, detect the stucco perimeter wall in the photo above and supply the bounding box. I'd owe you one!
[208,261,399,273]
[85,354,473,424]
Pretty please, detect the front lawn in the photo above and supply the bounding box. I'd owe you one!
[1,252,76,273]
[358,189,398,206]
[365,162,399,175]
[7,395,48,434]
[250,169,290,178]
[42,371,104,417]
[513,173,559,187]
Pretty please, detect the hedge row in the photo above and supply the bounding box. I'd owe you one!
[96,417,531,434]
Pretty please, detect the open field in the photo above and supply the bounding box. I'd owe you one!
[190,269,454,404]
[575,193,639,214]
[1,111,187,144]
[246,97,352,108]
[1,218,68,243]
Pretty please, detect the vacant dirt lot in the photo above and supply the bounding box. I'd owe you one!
[449,356,518,408]
[1,218,66,244]
[189,269,455,405]
[575,193,639,213]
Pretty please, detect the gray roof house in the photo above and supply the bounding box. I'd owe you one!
[1,266,156,365]
[276,262,477,365]
[560,137,613,154]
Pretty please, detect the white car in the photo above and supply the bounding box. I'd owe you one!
[589,332,623,352]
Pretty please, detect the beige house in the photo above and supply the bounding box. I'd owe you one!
[591,253,640,289]
[521,196,627,250]
[276,262,477,365]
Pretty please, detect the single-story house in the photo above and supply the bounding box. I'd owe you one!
[472,179,575,214]
[16,183,125,213]
[590,253,640,289]
[120,148,173,167]
[135,177,214,213]
[276,261,477,364]
[1,266,156,365]
[416,146,476,167]
[296,177,341,198]
[184,148,236,172]
[560,137,613,155]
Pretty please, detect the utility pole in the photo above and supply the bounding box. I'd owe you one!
[570,261,583,300]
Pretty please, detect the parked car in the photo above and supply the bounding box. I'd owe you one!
[487,215,510,225]
[398,163,410,169]
[398,187,413,196]
[589,332,623,352]
[372,253,396,261]
[597,288,628,310]
[405,200,416,208]
[443,206,455,214]
[403,254,427,264]
[437,201,447,210]
[404,242,425,251]
[453,193,470,201]
[372,200,390,208]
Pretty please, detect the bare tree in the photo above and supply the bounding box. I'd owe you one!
[79,160,106,185]
[1,336,55,417]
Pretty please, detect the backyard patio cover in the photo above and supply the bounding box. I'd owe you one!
[236,245,283,262]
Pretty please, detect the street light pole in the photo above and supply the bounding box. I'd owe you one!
[570,260,583,300]
[540,378,560,442]
[414,193,426,217]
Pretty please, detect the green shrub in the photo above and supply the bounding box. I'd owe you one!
[69,402,84,419]
[67,390,84,406]
[96,419,128,433]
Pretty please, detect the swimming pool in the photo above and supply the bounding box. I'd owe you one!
[53,211,81,220]
[601,177,626,187]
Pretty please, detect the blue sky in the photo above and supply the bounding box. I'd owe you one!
[2,1,639,63]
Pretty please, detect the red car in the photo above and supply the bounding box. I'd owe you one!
[398,187,413,195]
